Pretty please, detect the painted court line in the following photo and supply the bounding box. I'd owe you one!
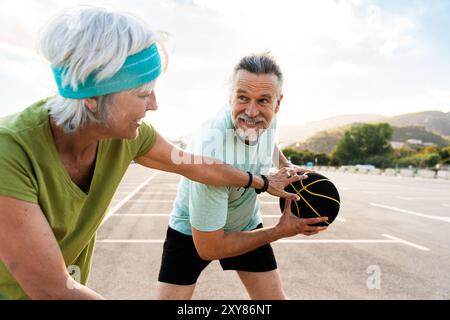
[117,200,281,204]
[97,233,428,251]
[108,213,346,222]
[102,171,160,223]
[115,191,177,195]
[98,240,164,244]
[395,196,415,200]
[396,196,449,201]
[123,200,174,203]
[370,202,450,223]
[274,239,395,244]
[261,214,346,222]
[381,234,430,251]
[111,213,170,217]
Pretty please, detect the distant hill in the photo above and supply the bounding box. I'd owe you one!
[293,125,449,154]
[384,111,450,136]
[279,110,450,148]
[392,126,449,148]
[278,114,385,148]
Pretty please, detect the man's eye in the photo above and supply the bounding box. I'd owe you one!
[238,96,248,102]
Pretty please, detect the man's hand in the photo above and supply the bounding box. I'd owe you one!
[275,199,328,237]
[280,161,314,175]
[266,167,309,201]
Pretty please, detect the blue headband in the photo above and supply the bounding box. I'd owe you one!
[51,44,162,99]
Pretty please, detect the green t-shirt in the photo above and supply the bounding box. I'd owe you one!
[0,100,157,299]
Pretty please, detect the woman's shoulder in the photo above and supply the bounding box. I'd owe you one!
[0,99,50,135]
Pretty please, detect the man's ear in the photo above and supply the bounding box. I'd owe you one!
[274,94,283,114]
[84,98,98,113]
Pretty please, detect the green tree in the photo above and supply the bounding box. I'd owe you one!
[314,153,330,165]
[282,148,302,165]
[438,146,450,164]
[333,123,394,166]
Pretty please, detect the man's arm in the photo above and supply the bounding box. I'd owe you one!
[0,195,105,299]
[135,132,303,200]
[274,144,313,175]
[273,144,292,168]
[192,199,328,261]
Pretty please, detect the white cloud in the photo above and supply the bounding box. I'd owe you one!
[329,61,360,76]
[0,0,447,139]
[0,43,55,116]
[374,89,450,116]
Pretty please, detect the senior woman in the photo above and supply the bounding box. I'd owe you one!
[0,6,303,299]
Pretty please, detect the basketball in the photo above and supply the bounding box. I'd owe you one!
[279,172,340,226]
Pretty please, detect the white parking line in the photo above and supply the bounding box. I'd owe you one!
[381,234,430,251]
[97,239,393,244]
[396,196,449,201]
[97,233,428,251]
[114,191,177,195]
[121,200,174,203]
[261,214,346,222]
[370,203,450,223]
[108,213,346,222]
[274,239,395,244]
[395,196,414,200]
[102,171,160,223]
[97,240,164,243]
[111,213,170,217]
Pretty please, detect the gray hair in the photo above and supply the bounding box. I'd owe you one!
[39,6,168,133]
[232,51,283,95]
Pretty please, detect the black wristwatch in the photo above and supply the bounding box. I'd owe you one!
[255,175,269,194]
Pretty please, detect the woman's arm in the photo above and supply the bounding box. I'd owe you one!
[135,132,304,200]
[0,195,105,300]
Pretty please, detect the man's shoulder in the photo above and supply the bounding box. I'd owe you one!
[187,106,232,150]
[200,105,232,131]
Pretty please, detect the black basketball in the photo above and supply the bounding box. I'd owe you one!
[279,172,340,226]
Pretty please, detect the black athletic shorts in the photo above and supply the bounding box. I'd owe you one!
[158,223,278,285]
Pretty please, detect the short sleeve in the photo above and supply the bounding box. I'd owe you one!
[189,181,229,232]
[0,134,38,203]
[134,121,157,158]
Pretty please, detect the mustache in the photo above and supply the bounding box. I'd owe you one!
[237,113,267,125]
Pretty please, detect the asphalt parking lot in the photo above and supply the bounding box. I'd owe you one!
[89,164,450,299]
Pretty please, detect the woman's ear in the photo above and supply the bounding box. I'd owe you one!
[84,98,98,113]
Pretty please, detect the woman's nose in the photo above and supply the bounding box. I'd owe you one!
[147,91,158,111]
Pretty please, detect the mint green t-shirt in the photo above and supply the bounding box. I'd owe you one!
[169,106,277,235]
[0,100,157,299]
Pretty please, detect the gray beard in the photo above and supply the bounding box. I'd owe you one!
[234,127,262,145]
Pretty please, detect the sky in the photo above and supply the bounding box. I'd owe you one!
[1,0,449,140]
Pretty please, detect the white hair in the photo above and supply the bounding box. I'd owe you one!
[39,5,168,133]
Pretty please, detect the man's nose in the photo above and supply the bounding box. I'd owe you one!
[245,100,259,117]
[147,91,158,111]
